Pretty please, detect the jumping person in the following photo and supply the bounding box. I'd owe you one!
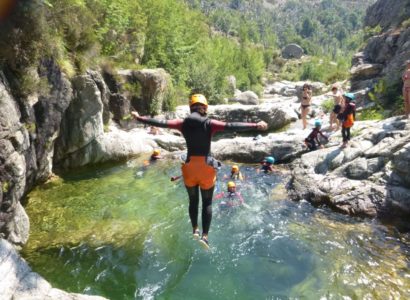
[402,60,410,118]
[304,120,328,151]
[338,93,356,148]
[131,93,267,248]
[300,83,312,130]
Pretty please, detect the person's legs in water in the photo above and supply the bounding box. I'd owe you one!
[186,185,200,237]
[200,186,214,243]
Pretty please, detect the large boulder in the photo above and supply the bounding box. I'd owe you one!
[229,90,259,105]
[54,74,105,166]
[0,239,107,300]
[118,68,172,116]
[281,44,304,59]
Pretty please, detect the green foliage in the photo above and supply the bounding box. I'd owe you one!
[401,18,410,29]
[357,107,384,120]
[321,98,335,113]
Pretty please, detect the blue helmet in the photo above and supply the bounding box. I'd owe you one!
[314,119,322,127]
[343,93,355,101]
[265,156,275,164]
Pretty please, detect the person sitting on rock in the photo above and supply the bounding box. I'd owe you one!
[304,119,328,151]
[213,181,244,209]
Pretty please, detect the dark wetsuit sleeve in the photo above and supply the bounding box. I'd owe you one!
[210,120,258,135]
[136,116,183,131]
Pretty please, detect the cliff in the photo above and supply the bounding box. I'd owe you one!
[350,0,410,105]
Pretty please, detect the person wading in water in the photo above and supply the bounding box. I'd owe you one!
[132,93,268,248]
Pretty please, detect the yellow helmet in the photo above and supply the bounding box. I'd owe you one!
[153,149,160,156]
[227,181,236,188]
[189,94,208,108]
[231,165,239,172]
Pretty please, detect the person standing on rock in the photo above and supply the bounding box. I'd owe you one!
[338,93,356,148]
[402,59,410,118]
[131,93,267,249]
[327,84,345,131]
[300,83,312,130]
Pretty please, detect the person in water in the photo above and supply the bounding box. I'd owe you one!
[300,83,312,130]
[224,165,244,181]
[338,93,356,148]
[402,59,410,118]
[214,181,244,209]
[260,156,275,173]
[150,149,162,161]
[304,119,328,151]
[131,93,267,248]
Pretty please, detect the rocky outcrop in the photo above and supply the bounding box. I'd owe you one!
[288,117,410,227]
[118,68,172,116]
[364,0,410,31]
[173,103,298,131]
[350,0,410,102]
[0,239,107,300]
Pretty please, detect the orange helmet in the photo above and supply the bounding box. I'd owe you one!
[231,165,239,172]
[227,181,236,189]
[189,94,208,108]
[152,149,160,156]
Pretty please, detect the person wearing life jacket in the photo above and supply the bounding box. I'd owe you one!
[338,93,356,148]
[260,156,275,173]
[131,93,267,248]
[214,181,244,209]
[304,119,328,151]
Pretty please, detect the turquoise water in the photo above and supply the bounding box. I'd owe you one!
[22,157,410,299]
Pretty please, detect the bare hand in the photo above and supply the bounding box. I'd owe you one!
[131,111,139,119]
[256,121,268,131]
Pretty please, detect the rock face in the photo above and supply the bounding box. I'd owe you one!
[0,239,107,300]
[117,68,172,116]
[281,44,304,59]
[0,58,73,245]
[287,117,410,227]
[173,103,298,131]
[350,0,410,102]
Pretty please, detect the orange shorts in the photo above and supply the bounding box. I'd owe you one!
[181,156,216,189]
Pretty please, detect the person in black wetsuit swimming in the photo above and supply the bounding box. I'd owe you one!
[132,93,267,248]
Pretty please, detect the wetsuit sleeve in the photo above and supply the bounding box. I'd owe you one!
[136,116,183,131]
[210,120,258,135]
[214,192,224,200]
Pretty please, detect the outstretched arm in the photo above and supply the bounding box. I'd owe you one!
[210,120,268,134]
[131,111,183,131]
